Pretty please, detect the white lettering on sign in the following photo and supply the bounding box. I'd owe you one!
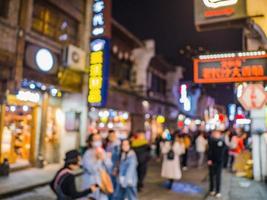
[93,13,104,26]
[203,0,238,8]
[92,27,104,36]
[93,1,105,13]
[16,90,40,103]
[92,0,105,37]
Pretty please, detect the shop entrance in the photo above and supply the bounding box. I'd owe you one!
[1,99,37,169]
[44,106,60,164]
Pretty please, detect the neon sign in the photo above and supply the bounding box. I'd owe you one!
[92,0,104,37]
[88,39,110,106]
[88,0,111,106]
[91,0,111,38]
[179,84,191,112]
[204,8,235,17]
[203,0,238,8]
[194,51,267,84]
[16,90,40,103]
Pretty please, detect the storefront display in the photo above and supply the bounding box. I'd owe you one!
[44,106,60,164]
[1,104,35,168]
[88,108,131,138]
[144,115,165,143]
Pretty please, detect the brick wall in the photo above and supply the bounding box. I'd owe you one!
[0,0,20,55]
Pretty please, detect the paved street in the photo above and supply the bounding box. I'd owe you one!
[2,160,267,200]
[2,161,208,200]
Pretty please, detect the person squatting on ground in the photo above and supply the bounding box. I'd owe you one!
[82,133,113,200]
[207,130,226,198]
[113,139,138,200]
[131,130,150,192]
[161,131,185,189]
[50,150,98,200]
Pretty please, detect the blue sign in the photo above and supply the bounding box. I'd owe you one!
[88,38,110,107]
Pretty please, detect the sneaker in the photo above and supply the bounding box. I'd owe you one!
[215,193,222,198]
[209,191,216,196]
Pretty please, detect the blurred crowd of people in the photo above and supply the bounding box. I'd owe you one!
[156,126,251,198]
[50,125,251,200]
[51,130,150,200]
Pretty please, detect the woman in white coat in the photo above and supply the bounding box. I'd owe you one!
[161,133,185,189]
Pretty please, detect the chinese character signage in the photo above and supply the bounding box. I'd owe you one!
[194,0,247,31]
[88,0,111,107]
[88,39,110,106]
[91,0,111,38]
[194,51,267,83]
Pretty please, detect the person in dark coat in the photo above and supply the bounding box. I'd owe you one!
[131,131,150,192]
[207,130,226,198]
[50,150,98,200]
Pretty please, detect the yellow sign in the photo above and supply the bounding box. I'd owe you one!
[247,0,267,38]
[88,50,104,104]
[88,38,110,106]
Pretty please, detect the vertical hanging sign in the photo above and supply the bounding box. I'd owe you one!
[88,0,111,107]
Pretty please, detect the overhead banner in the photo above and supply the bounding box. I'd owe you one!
[194,51,267,83]
[194,0,247,31]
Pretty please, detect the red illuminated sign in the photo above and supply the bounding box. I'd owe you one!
[194,52,267,83]
[204,8,235,17]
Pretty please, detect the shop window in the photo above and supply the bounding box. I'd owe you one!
[0,0,9,19]
[110,55,132,84]
[1,105,34,167]
[151,73,166,95]
[32,0,79,45]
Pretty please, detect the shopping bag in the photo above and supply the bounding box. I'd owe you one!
[100,169,114,194]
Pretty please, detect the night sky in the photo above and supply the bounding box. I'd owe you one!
[112,0,243,105]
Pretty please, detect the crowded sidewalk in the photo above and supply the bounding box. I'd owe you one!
[1,161,267,200]
[0,161,207,200]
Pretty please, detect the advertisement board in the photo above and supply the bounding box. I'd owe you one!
[194,51,267,83]
[88,0,111,107]
[194,0,247,31]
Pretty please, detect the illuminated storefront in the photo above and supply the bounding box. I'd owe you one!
[0,0,93,172]
[1,95,38,167]
[88,108,131,138]
[0,81,63,168]
[144,114,166,142]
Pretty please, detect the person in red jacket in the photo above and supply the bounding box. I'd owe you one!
[229,128,245,171]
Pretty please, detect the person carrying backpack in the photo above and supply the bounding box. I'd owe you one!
[50,150,98,200]
[161,132,185,189]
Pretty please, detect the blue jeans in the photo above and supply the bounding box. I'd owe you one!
[108,175,117,200]
[114,186,137,200]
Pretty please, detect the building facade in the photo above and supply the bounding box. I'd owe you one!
[87,20,181,143]
[0,0,92,169]
[0,0,181,171]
